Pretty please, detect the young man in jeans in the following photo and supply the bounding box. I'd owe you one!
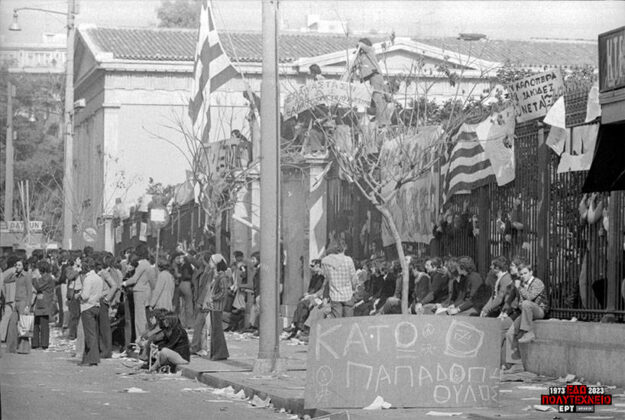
[321,245,357,318]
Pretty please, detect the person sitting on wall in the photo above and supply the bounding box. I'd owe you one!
[408,257,432,314]
[505,262,548,349]
[284,259,325,338]
[449,256,484,316]
[480,256,512,318]
[417,257,450,314]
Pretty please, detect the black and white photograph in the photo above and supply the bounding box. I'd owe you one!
[1,0,624,419]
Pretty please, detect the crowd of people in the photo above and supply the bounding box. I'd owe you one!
[1,241,548,371]
[0,244,251,371]
[284,243,548,370]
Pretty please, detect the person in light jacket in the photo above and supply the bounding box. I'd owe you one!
[122,244,156,342]
[150,257,175,312]
[204,254,230,361]
[32,260,56,349]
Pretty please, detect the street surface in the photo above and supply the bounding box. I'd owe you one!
[0,329,295,420]
[2,327,625,420]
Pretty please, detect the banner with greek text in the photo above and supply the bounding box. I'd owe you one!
[507,69,564,123]
[283,80,371,119]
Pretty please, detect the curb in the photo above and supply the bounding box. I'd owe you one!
[180,365,329,418]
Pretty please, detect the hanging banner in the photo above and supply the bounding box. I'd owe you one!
[139,222,148,242]
[507,69,565,123]
[599,26,625,93]
[380,126,442,246]
[115,225,123,244]
[283,80,371,119]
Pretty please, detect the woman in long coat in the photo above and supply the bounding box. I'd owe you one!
[205,254,230,361]
[6,259,33,354]
[32,260,56,349]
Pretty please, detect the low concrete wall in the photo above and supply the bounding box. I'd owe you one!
[523,320,625,387]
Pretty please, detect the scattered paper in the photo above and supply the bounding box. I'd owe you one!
[557,374,576,383]
[121,387,148,393]
[182,387,213,393]
[232,390,247,400]
[212,386,236,396]
[500,389,512,393]
[363,396,392,410]
[425,411,462,416]
[249,395,271,408]
[533,405,556,412]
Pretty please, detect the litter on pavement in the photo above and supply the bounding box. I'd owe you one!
[363,396,391,410]
[121,387,149,393]
[425,411,462,416]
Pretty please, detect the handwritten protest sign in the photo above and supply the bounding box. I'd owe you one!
[507,69,564,123]
[305,315,501,409]
[283,80,371,119]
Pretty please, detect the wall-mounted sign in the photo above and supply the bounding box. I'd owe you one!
[0,220,44,233]
[599,26,625,93]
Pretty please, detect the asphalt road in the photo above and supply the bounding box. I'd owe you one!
[0,337,295,420]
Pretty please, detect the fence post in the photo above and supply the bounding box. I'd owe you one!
[604,191,622,322]
[536,124,550,283]
[477,185,490,275]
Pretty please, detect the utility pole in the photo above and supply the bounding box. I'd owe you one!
[4,81,14,221]
[254,0,284,374]
[62,0,76,249]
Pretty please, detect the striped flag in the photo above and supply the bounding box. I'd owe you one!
[443,125,496,201]
[189,0,240,143]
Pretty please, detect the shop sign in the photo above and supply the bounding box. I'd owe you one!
[507,69,565,123]
[0,220,43,233]
[599,26,625,93]
[284,80,371,119]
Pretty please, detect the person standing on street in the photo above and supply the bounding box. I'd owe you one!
[321,244,357,318]
[5,259,33,354]
[122,244,155,343]
[79,257,103,366]
[96,253,119,359]
[205,254,230,361]
[32,260,56,350]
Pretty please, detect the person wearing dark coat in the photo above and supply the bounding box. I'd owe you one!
[6,259,33,354]
[205,254,230,361]
[32,260,56,349]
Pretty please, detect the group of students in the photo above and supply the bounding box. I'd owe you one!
[0,244,249,372]
[284,245,548,370]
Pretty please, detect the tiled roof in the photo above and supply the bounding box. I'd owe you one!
[83,27,362,63]
[81,26,597,68]
[420,38,598,68]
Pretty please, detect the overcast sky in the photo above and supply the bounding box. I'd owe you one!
[1,0,623,44]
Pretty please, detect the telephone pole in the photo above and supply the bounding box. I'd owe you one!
[254,0,284,374]
[62,0,76,249]
[4,81,15,221]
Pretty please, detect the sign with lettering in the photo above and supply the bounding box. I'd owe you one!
[0,220,44,233]
[599,26,625,93]
[283,80,371,119]
[507,69,565,123]
[305,316,501,409]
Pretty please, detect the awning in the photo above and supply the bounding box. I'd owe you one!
[582,122,625,192]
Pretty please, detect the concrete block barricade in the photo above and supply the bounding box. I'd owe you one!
[522,320,625,387]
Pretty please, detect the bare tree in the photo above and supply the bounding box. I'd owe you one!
[298,39,503,313]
